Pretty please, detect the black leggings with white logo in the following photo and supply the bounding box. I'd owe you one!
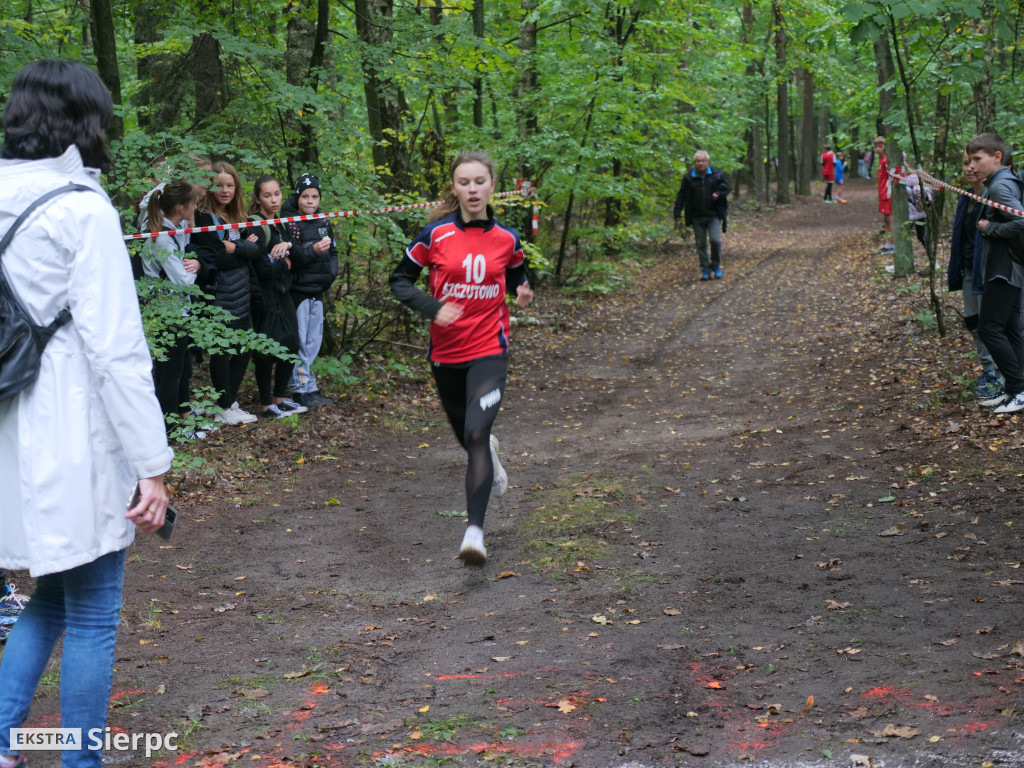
[432,356,507,529]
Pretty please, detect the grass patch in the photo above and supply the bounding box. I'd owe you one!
[523,473,640,575]
[407,713,479,743]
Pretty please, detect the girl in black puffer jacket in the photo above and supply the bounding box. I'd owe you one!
[190,161,262,425]
[280,173,338,408]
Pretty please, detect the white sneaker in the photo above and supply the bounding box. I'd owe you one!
[229,402,258,424]
[489,435,508,497]
[214,407,248,425]
[979,391,1009,408]
[993,392,1024,414]
[458,525,487,566]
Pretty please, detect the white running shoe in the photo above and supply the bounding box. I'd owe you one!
[230,402,258,424]
[458,525,487,565]
[490,435,508,497]
[214,407,248,425]
[993,392,1024,414]
[979,391,1009,408]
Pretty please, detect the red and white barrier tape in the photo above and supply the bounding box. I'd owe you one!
[125,188,532,241]
[894,168,1024,220]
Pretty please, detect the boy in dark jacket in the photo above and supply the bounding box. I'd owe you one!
[282,173,338,408]
[969,133,1024,413]
[673,150,731,280]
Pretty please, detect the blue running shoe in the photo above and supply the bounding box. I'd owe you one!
[976,371,1003,400]
[713,266,723,279]
[701,268,711,281]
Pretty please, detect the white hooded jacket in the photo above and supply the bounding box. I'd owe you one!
[0,147,173,576]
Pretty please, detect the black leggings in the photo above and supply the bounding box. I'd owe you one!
[254,356,293,406]
[824,182,833,201]
[153,334,193,418]
[432,356,507,529]
[210,317,252,410]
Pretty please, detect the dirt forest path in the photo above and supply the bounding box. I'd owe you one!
[19,176,1024,768]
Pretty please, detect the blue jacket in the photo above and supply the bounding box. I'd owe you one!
[948,195,983,295]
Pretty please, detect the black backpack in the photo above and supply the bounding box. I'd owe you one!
[0,183,92,403]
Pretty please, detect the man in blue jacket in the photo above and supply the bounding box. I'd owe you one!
[673,150,731,280]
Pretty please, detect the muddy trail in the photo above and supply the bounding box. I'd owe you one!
[14,177,1024,768]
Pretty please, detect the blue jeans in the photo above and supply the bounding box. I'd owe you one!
[290,297,324,394]
[0,549,126,767]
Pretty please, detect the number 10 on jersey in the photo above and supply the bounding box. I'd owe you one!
[462,253,486,284]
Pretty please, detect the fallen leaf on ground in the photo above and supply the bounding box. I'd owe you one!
[493,571,520,580]
[933,638,958,647]
[592,615,609,625]
[236,688,268,699]
[1011,640,1024,656]
[879,524,908,537]
[872,724,919,739]
[556,698,576,713]
[826,599,852,610]
[283,669,312,679]
[662,607,681,616]
[491,656,512,662]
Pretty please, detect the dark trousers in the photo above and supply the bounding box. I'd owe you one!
[979,278,1024,396]
[152,334,193,417]
[432,356,507,529]
[210,317,252,410]
[824,181,833,201]
[692,217,722,270]
[254,356,293,406]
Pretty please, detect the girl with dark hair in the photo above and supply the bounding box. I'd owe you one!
[280,173,338,408]
[0,60,172,768]
[140,179,205,430]
[389,150,534,565]
[190,161,262,425]
[246,175,307,418]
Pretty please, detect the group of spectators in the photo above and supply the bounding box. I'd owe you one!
[948,132,1024,414]
[137,159,340,435]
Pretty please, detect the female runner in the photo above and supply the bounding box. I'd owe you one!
[389,150,534,565]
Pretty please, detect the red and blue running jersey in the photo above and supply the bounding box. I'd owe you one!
[405,213,525,364]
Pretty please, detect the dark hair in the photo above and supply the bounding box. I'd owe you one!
[428,150,497,222]
[967,132,1008,161]
[1,60,113,172]
[147,179,195,233]
[247,175,281,216]
[201,161,246,223]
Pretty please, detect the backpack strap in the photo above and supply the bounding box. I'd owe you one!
[0,183,93,336]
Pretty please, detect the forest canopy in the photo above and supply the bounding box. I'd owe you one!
[1,0,1020,347]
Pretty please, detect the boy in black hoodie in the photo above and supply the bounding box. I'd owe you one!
[281,173,338,407]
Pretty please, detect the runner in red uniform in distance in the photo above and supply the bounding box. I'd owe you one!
[389,150,534,565]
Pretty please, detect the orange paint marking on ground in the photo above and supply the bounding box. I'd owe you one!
[862,685,911,699]
[110,688,147,699]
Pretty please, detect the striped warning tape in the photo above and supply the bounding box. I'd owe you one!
[905,168,1024,220]
[124,188,532,241]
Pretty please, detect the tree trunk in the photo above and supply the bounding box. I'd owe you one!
[873,33,895,138]
[516,0,538,240]
[89,0,123,144]
[773,1,790,205]
[795,67,813,196]
[472,0,485,129]
[354,0,411,191]
[283,0,329,171]
[976,21,996,132]
[741,2,765,205]
[192,32,226,124]
[133,1,166,131]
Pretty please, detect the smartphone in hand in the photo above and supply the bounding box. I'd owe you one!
[127,484,177,540]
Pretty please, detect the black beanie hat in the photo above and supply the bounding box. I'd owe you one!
[295,172,321,196]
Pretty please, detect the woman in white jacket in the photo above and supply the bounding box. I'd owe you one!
[0,60,173,768]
